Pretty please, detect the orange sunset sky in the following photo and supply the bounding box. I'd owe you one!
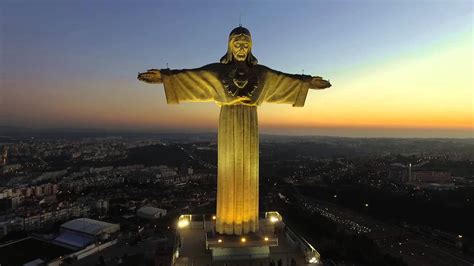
[1,1,472,138]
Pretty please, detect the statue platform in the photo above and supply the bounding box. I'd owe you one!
[206,230,278,260]
[173,211,321,265]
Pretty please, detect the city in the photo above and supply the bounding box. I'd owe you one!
[1,1,472,265]
[0,131,472,265]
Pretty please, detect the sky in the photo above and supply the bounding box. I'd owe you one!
[0,0,472,138]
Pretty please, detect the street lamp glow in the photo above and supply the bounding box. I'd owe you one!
[218,239,222,243]
[269,216,279,223]
[212,215,216,220]
[241,237,246,243]
[264,237,269,241]
[365,203,369,207]
[177,219,190,228]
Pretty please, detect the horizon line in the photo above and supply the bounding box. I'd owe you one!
[0,125,472,140]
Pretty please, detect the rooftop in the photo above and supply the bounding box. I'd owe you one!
[137,206,166,215]
[61,218,119,236]
[0,237,71,266]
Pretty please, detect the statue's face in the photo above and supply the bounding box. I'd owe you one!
[231,35,251,62]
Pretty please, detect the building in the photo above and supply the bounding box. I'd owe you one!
[0,217,24,236]
[0,188,13,199]
[35,186,43,197]
[0,237,71,266]
[95,199,109,214]
[0,218,121,265]
[137,206,167,220]
[388,163,411,183]
[388,163,452,184]
[1,145,7,165]
[154,232,180,266]
[1,163,22,174]
[54,218,119,250]
[23,187,32,197]
[179,165,194,175]
[43,183,53,195]
[411,169,452,183]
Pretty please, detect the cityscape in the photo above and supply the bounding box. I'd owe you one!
[1,0,472,265]
[0,131,472,265]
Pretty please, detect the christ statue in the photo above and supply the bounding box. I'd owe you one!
[138,26,331,236]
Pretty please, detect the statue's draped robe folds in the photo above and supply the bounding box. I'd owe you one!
[161,63,311,235]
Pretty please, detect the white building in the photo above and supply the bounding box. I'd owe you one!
[137,206,167,220]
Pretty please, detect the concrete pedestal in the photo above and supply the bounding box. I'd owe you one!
[206,230,278,261]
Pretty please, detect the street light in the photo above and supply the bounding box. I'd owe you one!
[269,216,279,223]
[177,219,189,228]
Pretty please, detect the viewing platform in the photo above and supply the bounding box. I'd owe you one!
[171,211,321,266]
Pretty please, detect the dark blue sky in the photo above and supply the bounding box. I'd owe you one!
[2,0,470,79]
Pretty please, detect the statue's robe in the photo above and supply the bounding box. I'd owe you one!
[161,63,311,235]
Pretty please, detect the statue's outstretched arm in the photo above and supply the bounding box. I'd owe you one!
[137,69,162,84]
[264,66,331,90]
[138,65,219,104]
[262,66,331,107]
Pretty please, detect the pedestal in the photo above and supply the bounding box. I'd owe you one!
[206,231,278,260]
[174,212,321,265]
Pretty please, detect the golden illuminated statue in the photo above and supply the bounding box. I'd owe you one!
[138,26,330,235]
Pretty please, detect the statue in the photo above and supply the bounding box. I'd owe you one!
[138,26,331,236]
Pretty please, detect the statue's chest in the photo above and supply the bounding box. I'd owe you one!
[221,67,260,98]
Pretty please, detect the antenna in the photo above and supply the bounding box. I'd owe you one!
[166,63,169,69]
[239,13,242,26]
[302,69,304,75]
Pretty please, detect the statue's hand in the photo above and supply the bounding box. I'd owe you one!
[137,69,163,84]
[310,76,331,89]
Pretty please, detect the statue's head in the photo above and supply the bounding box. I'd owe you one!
[220,26,258,65]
